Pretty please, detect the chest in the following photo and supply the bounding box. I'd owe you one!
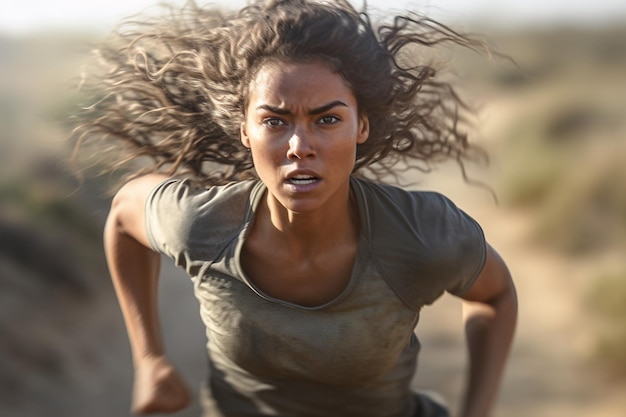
[195,257,419,387]
[240,239,357,308]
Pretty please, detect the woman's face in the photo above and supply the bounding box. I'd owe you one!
[241,60,369,214]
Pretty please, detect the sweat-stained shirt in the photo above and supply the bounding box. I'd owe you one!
[145,177,487,417]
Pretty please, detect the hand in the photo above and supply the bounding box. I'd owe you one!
[132,356,191,414]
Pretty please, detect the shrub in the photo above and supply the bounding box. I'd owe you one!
[585,269,626,376]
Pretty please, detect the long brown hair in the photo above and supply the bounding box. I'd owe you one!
[73,0,495,186]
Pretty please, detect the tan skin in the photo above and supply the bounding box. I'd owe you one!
[104,60,517,416]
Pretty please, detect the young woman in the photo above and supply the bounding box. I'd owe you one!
[76,0,517,416]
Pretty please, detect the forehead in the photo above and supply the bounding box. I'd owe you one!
[247,60,356,109]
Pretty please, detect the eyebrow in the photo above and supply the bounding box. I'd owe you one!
[255,100,348,116]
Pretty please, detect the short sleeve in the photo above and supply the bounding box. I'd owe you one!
[144,178,260,279]
[436,194,487,296]
[145,178,198,268]
[356,179,487,311]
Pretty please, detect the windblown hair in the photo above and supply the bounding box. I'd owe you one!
[73,0,494,186]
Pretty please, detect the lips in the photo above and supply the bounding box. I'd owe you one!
[285,171,321,188]
[288,174,319,185]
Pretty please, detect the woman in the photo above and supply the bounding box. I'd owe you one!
[76,0,517,416]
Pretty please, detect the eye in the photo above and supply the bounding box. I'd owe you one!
[317,115,340,125]
[262,117,286,127]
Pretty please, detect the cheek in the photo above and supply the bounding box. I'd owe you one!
[326,139,358,169]
[335,134,355,150]
[249,137,286,168]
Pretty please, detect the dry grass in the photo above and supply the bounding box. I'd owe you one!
[585,269,626,376]
[484,25,626,378]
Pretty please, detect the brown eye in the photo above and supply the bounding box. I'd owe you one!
[318,115,340,125]
[263,117,286,127]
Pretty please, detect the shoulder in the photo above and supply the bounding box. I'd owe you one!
[148,178,259,207]
[353,178,487,309]
[353,177,477,244]
[147,178,259,223]
[354,177,453,212]
[145,178,261,257]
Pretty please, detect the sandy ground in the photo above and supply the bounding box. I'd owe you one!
[411,167,626,417]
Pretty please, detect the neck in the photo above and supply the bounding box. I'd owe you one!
[259,186,359,255]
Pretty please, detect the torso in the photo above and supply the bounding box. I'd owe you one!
[144,177,485,416]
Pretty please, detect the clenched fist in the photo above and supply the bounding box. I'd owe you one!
[132,356,191,414]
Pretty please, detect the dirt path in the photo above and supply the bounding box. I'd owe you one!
[410,169,626,417]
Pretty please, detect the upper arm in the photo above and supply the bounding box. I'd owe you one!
[460,243,516,304]
[107,174,170,248]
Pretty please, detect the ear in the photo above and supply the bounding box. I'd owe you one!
[356,113,369,144]
[240,122,251,149]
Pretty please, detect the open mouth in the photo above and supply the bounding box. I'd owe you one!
[287,175,319,185]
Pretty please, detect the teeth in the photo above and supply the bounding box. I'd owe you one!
[289,175,317,185]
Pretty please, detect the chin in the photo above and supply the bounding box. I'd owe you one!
[280,199,322,214]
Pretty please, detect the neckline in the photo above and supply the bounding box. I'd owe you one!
[233,178,370,311]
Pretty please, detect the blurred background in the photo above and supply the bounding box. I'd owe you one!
[1,1,625,416]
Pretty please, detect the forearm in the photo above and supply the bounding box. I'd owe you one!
[104,210,164,366]
[460,287,517,417]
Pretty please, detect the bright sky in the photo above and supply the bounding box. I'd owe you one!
[1,0,626,35]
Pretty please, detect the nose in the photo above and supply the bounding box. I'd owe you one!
[286,127,316,160]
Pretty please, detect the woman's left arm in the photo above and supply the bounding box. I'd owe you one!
[458,243,518,417]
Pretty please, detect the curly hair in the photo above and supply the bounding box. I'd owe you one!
[73,0,495,186]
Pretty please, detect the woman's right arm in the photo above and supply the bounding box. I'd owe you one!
[104,174,191,414]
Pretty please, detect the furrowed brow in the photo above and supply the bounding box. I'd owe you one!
[308,101,348,115]
[255,100,348,115]
[256,104,292,115]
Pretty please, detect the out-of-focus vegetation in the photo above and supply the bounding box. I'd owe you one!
[0,33,136,417]
[483,27,626,373]
[585,269,626,376]
[492,28,626,254]
[1,15,626,417]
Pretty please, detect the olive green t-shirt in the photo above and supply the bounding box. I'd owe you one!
[145,177,486,417]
